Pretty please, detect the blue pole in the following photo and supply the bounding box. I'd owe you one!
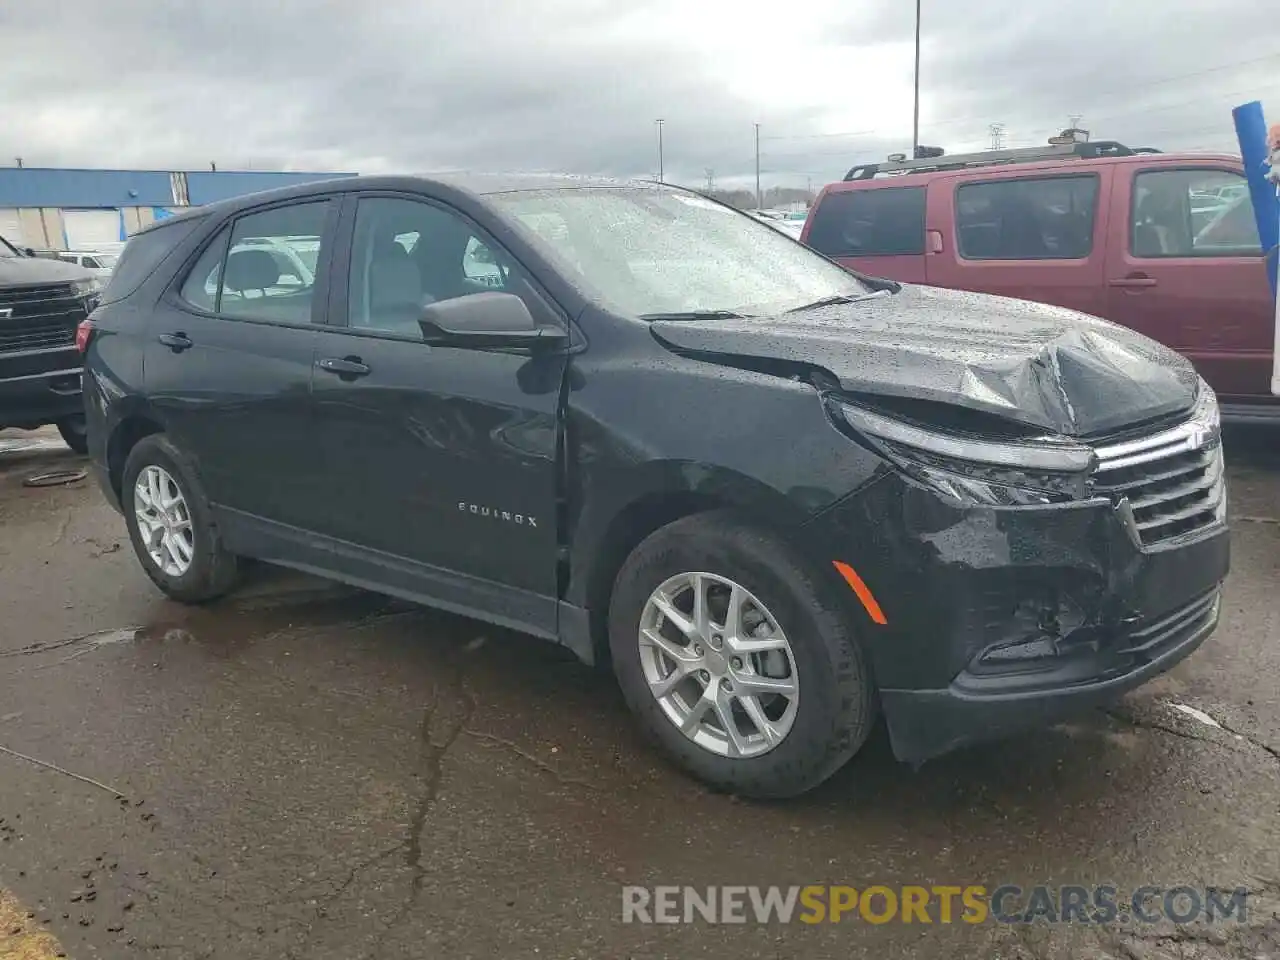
[1232,100,1278,297]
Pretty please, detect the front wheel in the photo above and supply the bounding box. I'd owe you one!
[608,512,875,799]
[121,434,239,603]
[56,415,88,455]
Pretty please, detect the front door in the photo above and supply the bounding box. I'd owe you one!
[144,198,338,530]
[1103,164,1273,402]
[309,193,568,628]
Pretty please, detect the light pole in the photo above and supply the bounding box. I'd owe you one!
[655,119,665,183]
[911,0,921,158]
[755,122,762,210]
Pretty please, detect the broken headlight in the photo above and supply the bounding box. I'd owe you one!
[836,401,1096,506]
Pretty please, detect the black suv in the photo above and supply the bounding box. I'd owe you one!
[83,175,1230,798]
[1,233,102,452]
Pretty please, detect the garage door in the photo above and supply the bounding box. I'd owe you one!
[0,209,23,248]
[63,209,123,249]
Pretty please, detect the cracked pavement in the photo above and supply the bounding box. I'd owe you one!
[1,425,1279,959]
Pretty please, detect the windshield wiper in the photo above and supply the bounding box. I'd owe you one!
[638,309,748,321]
[785,292,887,313]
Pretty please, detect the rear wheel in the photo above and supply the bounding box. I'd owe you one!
[122,434,239,603]
[608,512,874,799]
[56,415,88,455]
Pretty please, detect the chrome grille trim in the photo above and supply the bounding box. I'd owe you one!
[1093,417,1225,547]
[0,282,84,353]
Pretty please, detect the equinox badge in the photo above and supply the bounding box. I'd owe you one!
[458,502,537,528]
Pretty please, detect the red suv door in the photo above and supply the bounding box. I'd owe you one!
[1103,162,1273,405]
[924,167,1112,319]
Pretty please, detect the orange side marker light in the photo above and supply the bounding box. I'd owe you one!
[832,561,888,625]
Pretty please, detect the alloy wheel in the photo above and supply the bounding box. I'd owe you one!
[133,465,195,577]
[638,571,800,758]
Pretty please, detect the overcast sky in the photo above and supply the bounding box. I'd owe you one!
[2,0,1278,190]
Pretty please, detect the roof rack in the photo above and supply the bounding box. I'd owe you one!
[843,140,1158,181]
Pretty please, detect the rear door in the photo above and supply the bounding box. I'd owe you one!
[924,168,1111,318]
[1103,163,1272,401]
[145,197,340,530]
[803,184,927,282]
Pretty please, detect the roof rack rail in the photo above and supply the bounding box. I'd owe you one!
[843,140,1159,181]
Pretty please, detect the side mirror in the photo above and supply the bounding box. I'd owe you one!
[23,247,35,257]
[419,292,565,348]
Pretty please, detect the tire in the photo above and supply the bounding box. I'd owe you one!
[56,415,88,455]
[608,511,874,799]
[121,434,239,603]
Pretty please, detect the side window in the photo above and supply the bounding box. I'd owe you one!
[179,227,230,311]
[1131,169,1261,258]
[178,202,330,323]
[347,197,517,334]
[101,215,204,304]
[805,187,926,257]
[956,175,1098,260]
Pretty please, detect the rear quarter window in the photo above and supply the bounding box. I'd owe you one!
[806,186,926,257]
[101,216,206,304]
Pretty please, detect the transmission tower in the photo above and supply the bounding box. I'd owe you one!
[988,123,1006,151]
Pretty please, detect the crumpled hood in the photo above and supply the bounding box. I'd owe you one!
[649,284,1200,438]
[0,256,92,285]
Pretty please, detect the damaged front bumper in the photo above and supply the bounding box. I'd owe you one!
[805,448,1230,764]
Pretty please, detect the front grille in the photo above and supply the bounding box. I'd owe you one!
[0,283,85,353]
[1093,421,1225,546]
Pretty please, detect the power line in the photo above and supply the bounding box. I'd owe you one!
[758,80,1280,163]
[759,51,1280,144]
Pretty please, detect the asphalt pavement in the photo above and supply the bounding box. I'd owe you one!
[1,424,1278,960]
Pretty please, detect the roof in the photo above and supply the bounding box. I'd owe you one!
[429,171,645,194]
[130,172,674,236]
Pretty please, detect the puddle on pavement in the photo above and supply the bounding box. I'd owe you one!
[4,580,411,668]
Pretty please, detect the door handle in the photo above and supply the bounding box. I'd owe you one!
[1108,276,1158,289]
[157,332,193,352]
[316,357,371,378]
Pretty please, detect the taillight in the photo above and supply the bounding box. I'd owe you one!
[75,319,96,354]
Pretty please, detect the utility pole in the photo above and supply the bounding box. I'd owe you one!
[911,0,922,157]
[655,119,664,183]
[988,123,1005,151]
[754,122,762,210]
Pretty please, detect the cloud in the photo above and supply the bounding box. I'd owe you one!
[0,0,1276,190]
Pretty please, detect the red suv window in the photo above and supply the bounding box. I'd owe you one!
[955,175,1099,260]
[807,186,926,258]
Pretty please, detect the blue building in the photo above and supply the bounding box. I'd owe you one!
[0,166,354,252]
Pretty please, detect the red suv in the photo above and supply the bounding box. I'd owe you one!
[802,141,1275,420]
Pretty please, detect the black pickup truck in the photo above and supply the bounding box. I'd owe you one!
[0,233,102,452]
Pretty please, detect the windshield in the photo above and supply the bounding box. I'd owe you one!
[97,253,119,268]
[488,186,868,317]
